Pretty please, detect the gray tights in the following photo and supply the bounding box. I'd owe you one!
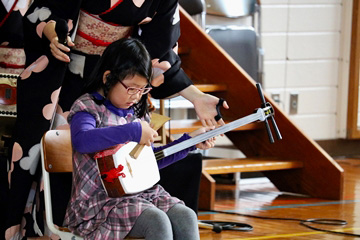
[127,203,200,240]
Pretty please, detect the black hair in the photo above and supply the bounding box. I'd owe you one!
[84,38,153,118]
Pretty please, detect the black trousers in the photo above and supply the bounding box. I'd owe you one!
[159,153,203,214]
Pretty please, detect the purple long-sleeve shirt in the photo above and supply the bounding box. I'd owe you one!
[70,94,196,169]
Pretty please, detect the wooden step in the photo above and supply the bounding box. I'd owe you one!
[166,120,263,135]
[194,84,227,92]
[199,158,303,210]
[203,158,304,175]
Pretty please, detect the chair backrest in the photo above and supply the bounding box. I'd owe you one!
[179,0,206,29]
[42,129,73,173]
[179,0,204,16]
[40,129,83,240]
[206,26,261,82]
[205,0,257,18]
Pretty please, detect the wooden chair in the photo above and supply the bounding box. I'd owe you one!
[40,129,83,239]
[40,129,147,239]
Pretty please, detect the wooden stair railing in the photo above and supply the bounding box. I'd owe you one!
[173,7,343,210]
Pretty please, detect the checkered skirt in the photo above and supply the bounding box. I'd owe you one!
[63,94,182,239]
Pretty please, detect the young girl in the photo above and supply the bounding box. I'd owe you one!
[63,38,216,240]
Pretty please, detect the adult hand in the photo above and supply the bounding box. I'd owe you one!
[193,93,229,127]
[49,36,74,62]
[140,121,158,146]
[180,85,229,127]
[43,21,74,62]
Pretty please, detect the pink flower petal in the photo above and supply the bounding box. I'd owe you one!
[152,59,171,71]
[62,110,70,120]
[7,162,14,186]
[50,88,61,104]
[68,19,73,31]
[56,124,70,130]
[43,88,61,120]
[36,22,47,38]
[20,55,49,80]
[32,55,49,73]
[5,225,21,240]
[12,142,23,162]
[139,17,152,25]
[42,103,56,120]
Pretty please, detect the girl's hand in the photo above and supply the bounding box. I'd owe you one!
[140,121,158,146]
[189,126,216,150]
[196,137,216,150]
[49,36,74,62]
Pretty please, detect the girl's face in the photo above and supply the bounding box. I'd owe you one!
[106,73,149,109]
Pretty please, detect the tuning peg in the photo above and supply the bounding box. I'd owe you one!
[256,83,282,143]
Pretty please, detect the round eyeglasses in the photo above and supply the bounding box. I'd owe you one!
[119,81,152,95]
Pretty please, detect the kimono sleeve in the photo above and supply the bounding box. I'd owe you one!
[133,0,193,99]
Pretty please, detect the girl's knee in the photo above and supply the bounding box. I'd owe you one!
[128,207,173,239]
[167,204,198,222]
[167,204,200,240]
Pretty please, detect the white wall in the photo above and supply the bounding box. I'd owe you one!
[260,0,350,140]
[202,0,352,140]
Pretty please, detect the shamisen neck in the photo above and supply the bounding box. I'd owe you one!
[155,107,270,161]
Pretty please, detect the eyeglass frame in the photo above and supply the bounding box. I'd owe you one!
[118,80,152,95]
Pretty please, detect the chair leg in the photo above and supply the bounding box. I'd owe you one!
[159,99,167,144]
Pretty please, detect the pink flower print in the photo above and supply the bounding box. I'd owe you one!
[36,21,47,38]
[126,113,134,122]
[152,59,171,87]
[139,17,152,25]
[20,55,49,80]
[56,124,70,130]
[53,108,70,130]
[132,0,145,7]
[119,117,127,125]
[42,87,61,120]
[49,232,61,240]
[8,142,23,186]
[12,142,23,162]
[67,19,74,32]
[5,225,24,240]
